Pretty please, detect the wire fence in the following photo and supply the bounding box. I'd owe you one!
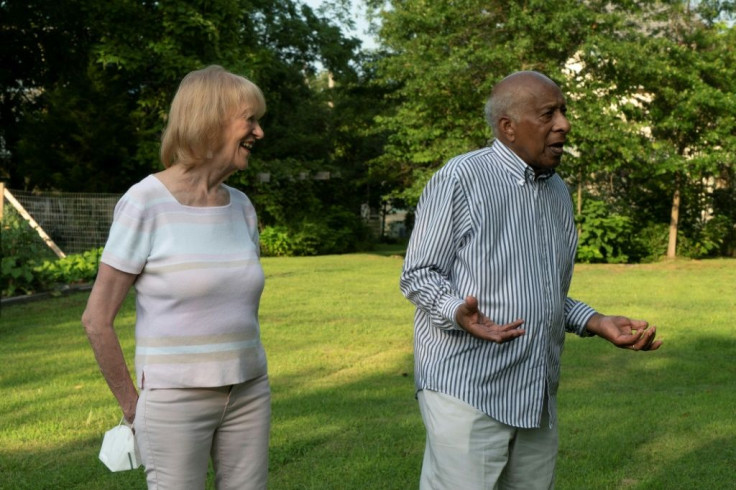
[7,189,122,255]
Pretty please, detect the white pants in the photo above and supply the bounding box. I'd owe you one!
[135,374,270,490]
[417,390,558,490]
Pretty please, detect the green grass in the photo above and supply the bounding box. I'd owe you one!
[1,256,735,489]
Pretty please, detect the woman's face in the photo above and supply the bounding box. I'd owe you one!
[216,104,265,172]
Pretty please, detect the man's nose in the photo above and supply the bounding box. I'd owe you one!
[555,112,571,133]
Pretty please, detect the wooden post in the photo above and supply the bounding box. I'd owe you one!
[3,187,66,259]
[0,182,4,220]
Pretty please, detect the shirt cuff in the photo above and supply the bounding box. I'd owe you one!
[433,295,466,331]
[566,301,598,337]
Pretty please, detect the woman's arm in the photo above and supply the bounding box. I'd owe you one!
[82,263,139,423]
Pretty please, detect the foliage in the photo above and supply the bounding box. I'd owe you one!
[299,206,373,255]
[1,205,102,296]
[260,226,296,257]
[575,198,633,264]
[1,0,390,256]
[1,257,735,488]
[565,1,736,259]
[367,0,597,208]
[34,248,103,286]
[1,0,367,193]
[632,223,669,263]
[5,0,736,259]
[367,0,736,258]
[260,206,372,256]
[711,168,736,256]
[678,215,732,259]
[1,207,56,297]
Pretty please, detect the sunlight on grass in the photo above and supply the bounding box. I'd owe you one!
[1,256,734,489]
[560,259,736,489]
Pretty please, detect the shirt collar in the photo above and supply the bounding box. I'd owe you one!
[490,139,556,185]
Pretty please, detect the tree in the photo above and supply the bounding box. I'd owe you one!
[647,17,736,258]
[368,0,736,258]
[0,0,98,188]
[2,0,394,254]
[2,0,364,193]
[575,1,736,258]
[366,0,597,207]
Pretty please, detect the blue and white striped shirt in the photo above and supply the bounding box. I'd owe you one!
[400,140,597,429]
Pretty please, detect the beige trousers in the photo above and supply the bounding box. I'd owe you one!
[134,374,270,490]
[417,390,558,490]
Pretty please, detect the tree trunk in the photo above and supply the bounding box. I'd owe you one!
[576,169,583,240]
[667,176,681,259]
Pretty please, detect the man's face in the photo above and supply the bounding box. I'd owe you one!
[507,82,571,174]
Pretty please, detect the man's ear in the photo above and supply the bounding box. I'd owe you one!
[498,116,515,142]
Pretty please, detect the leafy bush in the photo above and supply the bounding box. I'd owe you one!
[2,255,40,297]
[1,207,56,297]
[576,199,633,264]
[260,226,296,257]
[2,207,102,297]
[34,248,102,286]
[679,215,732,259]
[292,222,324,256]
[259,207,373,257]
[632,223,668,263]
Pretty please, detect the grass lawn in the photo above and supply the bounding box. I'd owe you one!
[1,255,734,489]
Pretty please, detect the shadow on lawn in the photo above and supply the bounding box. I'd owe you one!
[557,333,736,489]
[0,435,145,490]
[268,353,423,489]
[651,435,736,489]
[3,360,422,490]
[4,285,734,490]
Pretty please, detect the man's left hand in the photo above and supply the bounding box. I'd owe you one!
[585,314,663,351]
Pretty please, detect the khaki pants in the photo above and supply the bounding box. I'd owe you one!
[417,390,558,490]
[135,374,270,490]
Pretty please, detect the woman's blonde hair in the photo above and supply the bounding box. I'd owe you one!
[160,65,266,168]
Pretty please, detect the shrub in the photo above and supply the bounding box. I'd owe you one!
[1,207,56,297]
[259,207,373,257]
[576,199,633,264]
[34,248,102,286]
[297,207,372,256]
[260,226,296,257]
[679,215,732,259]
[1,206,103,297]
[632,223,668,263]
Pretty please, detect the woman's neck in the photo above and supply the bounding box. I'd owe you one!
[154,164,231,207]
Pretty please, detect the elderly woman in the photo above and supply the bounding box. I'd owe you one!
[82,65,270,489]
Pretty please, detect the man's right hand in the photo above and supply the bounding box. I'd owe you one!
[456,296,525,343]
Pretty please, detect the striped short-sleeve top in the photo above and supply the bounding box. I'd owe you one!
[101,175,267,389]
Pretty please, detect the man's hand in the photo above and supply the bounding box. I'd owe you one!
[585,314,662,351]
[455,296,525,343]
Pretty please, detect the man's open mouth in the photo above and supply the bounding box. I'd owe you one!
[549,142,564,154]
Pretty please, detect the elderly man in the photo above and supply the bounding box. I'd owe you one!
[400,71,662,489]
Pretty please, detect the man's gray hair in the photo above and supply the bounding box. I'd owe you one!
[484,88,518,137]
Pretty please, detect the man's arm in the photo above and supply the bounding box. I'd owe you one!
[400,170,524,343]
[399,170,469,330]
